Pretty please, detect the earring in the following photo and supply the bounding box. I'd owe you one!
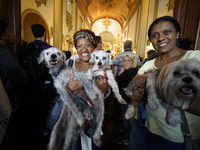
[177,36,179,39]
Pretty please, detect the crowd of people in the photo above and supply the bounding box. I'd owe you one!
[0,15,200,150]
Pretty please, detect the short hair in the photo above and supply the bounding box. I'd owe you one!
[123,40,132,50]
[148,16,181,41]
[73,29,97,49]
[96,36,102,44]
[122,51,138,68]
[147,50,156,57]
[31,24,45,38]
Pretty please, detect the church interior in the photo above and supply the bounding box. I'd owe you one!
[0,0,200,150]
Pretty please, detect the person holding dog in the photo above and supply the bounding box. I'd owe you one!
[66,29,109,150]
[128,16,200,150]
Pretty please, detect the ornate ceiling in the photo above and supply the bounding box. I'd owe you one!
[80,0,136,27]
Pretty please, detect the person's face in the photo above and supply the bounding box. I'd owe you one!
[150,21,179,54]
[76,38,94,62]
[123,56,133,69]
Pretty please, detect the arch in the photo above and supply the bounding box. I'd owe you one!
[21,9,50,44]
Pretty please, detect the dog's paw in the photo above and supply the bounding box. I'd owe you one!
[93,138,102,147]
[119,99,127,104]
[84,109,93,120]
[167,109,182,126]
[76,117,84,126]
[147,98,160,110]
[125,105,136,120]
[89,92,99,101]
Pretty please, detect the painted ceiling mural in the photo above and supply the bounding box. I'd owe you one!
[80,0,136,26]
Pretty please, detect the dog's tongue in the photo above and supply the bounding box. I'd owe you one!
[180,85,193,94]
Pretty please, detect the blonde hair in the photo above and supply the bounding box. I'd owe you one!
[122,52,138,68]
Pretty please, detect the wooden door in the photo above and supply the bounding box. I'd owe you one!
[174,0,200,50]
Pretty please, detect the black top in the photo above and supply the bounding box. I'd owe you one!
[116,67,138,104]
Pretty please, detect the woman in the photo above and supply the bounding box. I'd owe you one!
[129,16,200,150]
[115,52,138,145]
[67,29,109,150]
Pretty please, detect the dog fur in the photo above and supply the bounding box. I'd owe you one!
[38,47,104,149]
[87,50,126,104]
[123,80,140,120]
[146,59,200,126]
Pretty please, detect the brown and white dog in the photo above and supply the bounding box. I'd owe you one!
[146,59,200,126]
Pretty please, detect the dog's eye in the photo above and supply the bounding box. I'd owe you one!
[57,52,61,55]
[192,70,199,76]
[173,70,180,76]
[46,52,50,55]
[103,57,106,60]
[96,56,99,59]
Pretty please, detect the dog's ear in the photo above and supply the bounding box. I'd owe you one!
[37,50,45,64]
[107,53,113,65]
[61,51,66,61]
[89,52,95,63]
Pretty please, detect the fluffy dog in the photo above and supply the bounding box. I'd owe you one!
[38,47,104,149]
[87,50,126,104]
[146,59,200,126]
[123,80,141,120]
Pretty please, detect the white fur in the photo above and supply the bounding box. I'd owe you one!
[147,59,200,126]
[38,47,104,149]
[87,50,126,104]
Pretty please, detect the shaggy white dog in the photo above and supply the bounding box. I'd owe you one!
[87,50,126,104]
[38,47,104,149]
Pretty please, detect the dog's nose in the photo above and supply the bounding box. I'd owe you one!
[182,77,193,84]
[98,62,102,66]
[51,54,57,59]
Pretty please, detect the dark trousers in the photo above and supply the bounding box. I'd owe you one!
[129,119,184,150]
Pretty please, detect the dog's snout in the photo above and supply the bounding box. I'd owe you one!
[51,54,57,59]
[98,62,102,66]
[182,77,193,84]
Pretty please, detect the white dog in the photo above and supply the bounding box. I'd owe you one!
[38,47,104,149]
[146,59,200,126]
[87,50,126,104]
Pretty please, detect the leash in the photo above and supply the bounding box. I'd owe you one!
[80,88,95,134]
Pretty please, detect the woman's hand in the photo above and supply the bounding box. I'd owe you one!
[67,71,82,92]
[118,67,125,76]
[132,74,147,88]
[129,74,147,103]
[130,88,144,103]
[95,71,109,96]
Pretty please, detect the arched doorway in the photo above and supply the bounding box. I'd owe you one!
[21,10,50,46]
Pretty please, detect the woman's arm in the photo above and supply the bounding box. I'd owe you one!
[129,74,147,103]
[187,100,200,116]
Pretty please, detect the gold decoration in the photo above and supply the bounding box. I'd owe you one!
[103,17,111,30]
[166,0,175,12]
[35,0,48,7]
[66,11,73,32]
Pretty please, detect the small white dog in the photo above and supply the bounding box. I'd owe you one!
[87,50,126,104]
[38,47,104,149]
[146,59,200,126]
